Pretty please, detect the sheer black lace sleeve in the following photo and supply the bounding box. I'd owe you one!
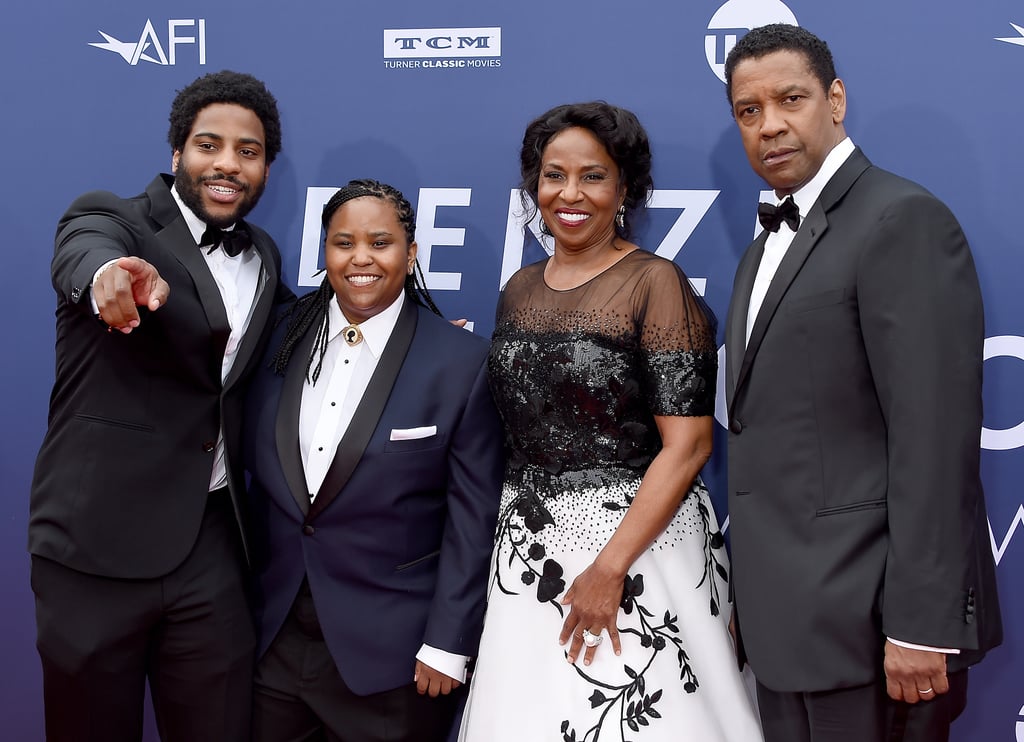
[632,258,718,417]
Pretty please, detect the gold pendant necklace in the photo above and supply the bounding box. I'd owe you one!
[342,324,363,346]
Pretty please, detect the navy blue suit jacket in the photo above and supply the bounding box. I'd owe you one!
[244,298,504,696]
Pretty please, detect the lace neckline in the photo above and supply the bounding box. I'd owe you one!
[542,247,641,293]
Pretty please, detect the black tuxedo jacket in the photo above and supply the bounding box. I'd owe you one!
[725,148,1001,692]
[30,174,286,578]
[244,299,504,696]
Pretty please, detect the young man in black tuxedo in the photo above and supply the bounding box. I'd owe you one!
[30,70,290,742]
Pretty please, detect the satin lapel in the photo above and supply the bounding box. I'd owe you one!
[148,176,231,361]
[734,149,872,396]
[735,205,827,395]
[276,326,318,516]
[726,235,766,399]
[308,299,419,521]
[224,224,278,390]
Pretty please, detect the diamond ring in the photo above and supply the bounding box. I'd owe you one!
[582,629,603,648]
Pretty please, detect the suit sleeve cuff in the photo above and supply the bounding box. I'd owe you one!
[886,637,961,654]
[416,644,470,682]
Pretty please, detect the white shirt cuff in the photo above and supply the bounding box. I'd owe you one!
[89,259,120,314]
[415,643,470,683]
[887,637,961,655]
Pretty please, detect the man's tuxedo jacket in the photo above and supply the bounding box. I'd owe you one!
[243,298,504,696]
[725,148,1002,692]
[30,174,285,578]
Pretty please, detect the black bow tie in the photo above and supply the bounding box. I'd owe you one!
[757,197,800,233]
[198,223,252,257]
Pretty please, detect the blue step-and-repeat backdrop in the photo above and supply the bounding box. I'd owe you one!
[1,1,1021,739]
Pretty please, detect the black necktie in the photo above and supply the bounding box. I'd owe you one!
[198,222,252,257]
[757,197,800,233]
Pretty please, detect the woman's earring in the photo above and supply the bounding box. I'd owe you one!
[616,205,626,229]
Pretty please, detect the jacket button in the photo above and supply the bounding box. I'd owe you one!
[729,419,743,434]
[303,524,315,536]
[202,441,216,452]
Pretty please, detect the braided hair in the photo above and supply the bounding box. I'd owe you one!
[271,179,442,382]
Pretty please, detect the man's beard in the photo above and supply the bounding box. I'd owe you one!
[174,170,265,229]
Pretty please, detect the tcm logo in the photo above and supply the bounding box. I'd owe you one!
[89,19,206,66]
[383,27,500,59]
[705,0,797,82]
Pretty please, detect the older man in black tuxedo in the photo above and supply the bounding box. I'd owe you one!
[722,24,1001,742]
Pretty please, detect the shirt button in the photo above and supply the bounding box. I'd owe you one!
[303,524,315,536]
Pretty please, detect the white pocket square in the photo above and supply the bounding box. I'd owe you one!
[389,425,437,441]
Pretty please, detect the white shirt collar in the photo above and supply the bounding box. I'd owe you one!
[170,179,239,245]
[325,290,406,359]
[783,137,856,215]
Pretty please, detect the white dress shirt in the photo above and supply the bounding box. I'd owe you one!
[170,186,263,490]
[297,292,471,682]
[299,293,404,497]
[745,137,856,347]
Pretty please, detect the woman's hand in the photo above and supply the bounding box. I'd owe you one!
[558,560,624,666]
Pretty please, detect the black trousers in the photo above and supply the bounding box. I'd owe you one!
[755,670,969,742]
[31,489,255,742]
[253,580,460,742]
[887,669,969,742]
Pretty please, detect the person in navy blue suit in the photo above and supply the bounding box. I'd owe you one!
[243,179,504,742]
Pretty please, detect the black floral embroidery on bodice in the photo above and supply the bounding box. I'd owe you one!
[488,250,717,480]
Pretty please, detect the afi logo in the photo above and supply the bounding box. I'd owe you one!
[383,27,501,59]
[89,19,206,66]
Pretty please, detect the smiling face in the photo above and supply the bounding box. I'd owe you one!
[536,126,624,254]
[730,49,846,196]
[171,102,269,228]
[325,196,416,324]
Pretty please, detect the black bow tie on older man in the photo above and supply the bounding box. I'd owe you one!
[198,222,252,257]
[757,196,800,233]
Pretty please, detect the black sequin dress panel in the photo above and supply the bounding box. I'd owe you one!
[488,249,718,482]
